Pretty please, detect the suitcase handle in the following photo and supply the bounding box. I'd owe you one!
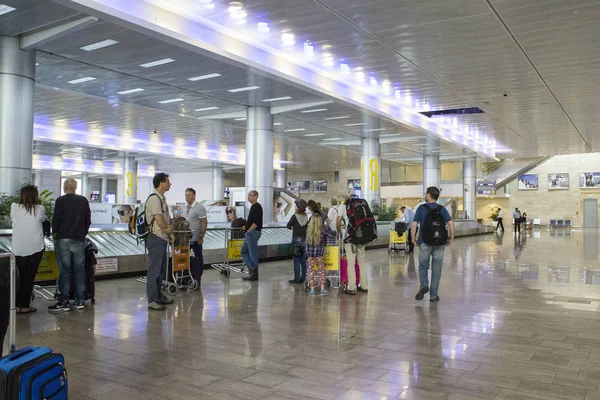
[0,252,16,353]
[6,347,33,361]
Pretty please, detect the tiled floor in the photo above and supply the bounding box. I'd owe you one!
[9,229,600,399]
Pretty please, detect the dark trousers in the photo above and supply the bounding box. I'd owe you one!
[0,288,9,357]
[407,229,415,252]
[496,218,504,232]
[514,219,521,233]
[190,242,204,279]
[15,250,44,309]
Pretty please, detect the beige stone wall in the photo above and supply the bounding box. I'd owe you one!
[288,169,361,205]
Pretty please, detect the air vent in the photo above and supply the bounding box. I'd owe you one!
[420,107,483,118]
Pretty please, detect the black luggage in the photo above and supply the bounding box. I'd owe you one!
[68,239,97,303]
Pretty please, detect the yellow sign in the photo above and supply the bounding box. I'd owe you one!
[228,239,244,261]
[35,251,60,282]
[173,245,190,272]
[323,246,339,271]
[369,158,379,191]
[390,230,406,244]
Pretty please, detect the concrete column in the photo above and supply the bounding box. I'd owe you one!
[122,154,138,204]
[32,171,42,188]
[101,176,108,203]
[246,107,274,224]
[81,173,89,200]
[212,163,224,200]
[361,137,381,204]
[463,157,476,220]
[0,37,36,194]
[275,169,286,189]
[504,184,510,196]
[423,137,440,192]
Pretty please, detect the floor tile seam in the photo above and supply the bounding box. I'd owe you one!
[552,374,600,391]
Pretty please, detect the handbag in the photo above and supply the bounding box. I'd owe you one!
[290,242,304,257]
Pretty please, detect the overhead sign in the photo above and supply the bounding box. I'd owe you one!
[476,180,496,196]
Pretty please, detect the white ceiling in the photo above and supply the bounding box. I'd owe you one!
[2,0,599,174]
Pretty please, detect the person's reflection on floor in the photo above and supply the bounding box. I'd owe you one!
[513,234,523,260]
[240,283,262,357]
[406,252,417,281]
[495,230,504,245]
[413,304,442,375]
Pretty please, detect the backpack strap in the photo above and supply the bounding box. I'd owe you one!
[146,193,164,231]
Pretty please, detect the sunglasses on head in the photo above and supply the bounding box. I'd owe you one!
[276,202,282,207]
[226,209,234,214]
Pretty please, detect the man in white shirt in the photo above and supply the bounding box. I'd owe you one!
[183,188,207,281]
[512,207,522,234]
[496,208,505,232]
[400,206,415,253]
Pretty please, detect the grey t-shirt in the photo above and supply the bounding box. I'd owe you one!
[184,201,207,241]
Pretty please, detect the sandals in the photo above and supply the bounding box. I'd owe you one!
[16,308,37,314]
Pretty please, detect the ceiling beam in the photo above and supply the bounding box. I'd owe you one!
[20,16,98,50]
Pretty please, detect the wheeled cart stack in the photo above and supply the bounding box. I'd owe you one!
[212,228,248,278]
[164,228,199,295]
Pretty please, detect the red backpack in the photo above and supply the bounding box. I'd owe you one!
[345,198,378,244]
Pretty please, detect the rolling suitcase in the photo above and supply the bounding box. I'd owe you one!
[0,252,68,400]
[339,255,360,291]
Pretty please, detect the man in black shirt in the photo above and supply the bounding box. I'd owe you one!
[242,190,263,281]
[49,178,91,312]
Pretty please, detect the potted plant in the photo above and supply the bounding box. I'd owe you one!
[0,186,55,228]
[488,206,499,223]
[370,201,400,221]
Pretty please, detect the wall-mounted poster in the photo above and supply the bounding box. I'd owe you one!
[347,179,361,198]
[518,174,538,190]
[313,180,327,193]
[296,180,310,193]
[548,173,569,190]
[580,173,600,188]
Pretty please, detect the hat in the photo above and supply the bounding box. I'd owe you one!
[295,199,307,212]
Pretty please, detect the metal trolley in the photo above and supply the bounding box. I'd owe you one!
[305,235,341,292]
[212,227,248,278]
[389,221,407,253]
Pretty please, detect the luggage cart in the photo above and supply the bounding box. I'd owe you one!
[389,221,407,253]
[164,229,199,295]
[305,235,341,292]
[212,228,248,278]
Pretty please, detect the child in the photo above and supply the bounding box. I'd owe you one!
[305,214,336,296]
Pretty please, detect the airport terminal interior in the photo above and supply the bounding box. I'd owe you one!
[2,0,600,399]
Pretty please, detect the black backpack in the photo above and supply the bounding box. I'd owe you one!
[345,198,377,244]
[421,204,448,246]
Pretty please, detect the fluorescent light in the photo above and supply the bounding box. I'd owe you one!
[364,128,386,132]
[80,39,119,51]
[257,22,270,33]
[274,123,283,126]
[281,33,295,46]
[158,98,184,104]
[117,88,145,95]
[284,128,306,132]
[304,133,325,137]
[188,73,221,81]
[325,116,350,120]
[300,109,328,113]
[262,97,292,102]
[227,86,260,93]
[234,117,247,121]
[0,4,16,16]
[139,58,175,68]
[194,107,219,112]
[370,77,378,86]
[67,77,96,84]
[323,138,342,141]
[304,42,314,56]
[345,123,366,127]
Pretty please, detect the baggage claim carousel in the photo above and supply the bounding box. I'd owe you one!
[0,221,492,282]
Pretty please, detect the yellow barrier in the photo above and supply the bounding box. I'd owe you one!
[322,245,340,271]
[34,251,60,282]
[227,239,244,262]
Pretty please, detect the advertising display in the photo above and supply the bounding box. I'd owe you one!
[347,179,361,198]
[518,174,538,190]
[580,172,600,188]
[476,180,496,196]
[296,180,310,193]
[313,180,327,193]
[548,173,569,190]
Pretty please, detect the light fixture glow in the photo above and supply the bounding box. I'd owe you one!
[364,128,386,132]
[304,133,325,137]
[340,63,350,73]
[322,44,332,49]
[356,71,365,82]
[188,73,221,81]
[194,107,220,111]
[345,123,366,127]
[234,117,247,121]
[274,123,283,126]
[262,96,292,102]
[284,128,306,132]
[300,109,328,113]
[0,4,16,16]
[370,77,378,87]
[323,138,342,141]
[158,98,184,104]
[227,86,260,92]
[281,33,295,46]
[257,22,270,33]
[117,88,145,95]
[324,116,350,120]
[67,77,96,84]
[139,58,175,68]
[304,41,314,56]
[80,39,119,51]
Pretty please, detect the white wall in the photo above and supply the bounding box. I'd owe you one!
[167,171,213,204]
[37,171,61,196]
[137,177,153,203]
[382,183,463,199]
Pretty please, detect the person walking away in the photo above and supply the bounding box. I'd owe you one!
[242,190,263,281]
[496,208,505,232]
[327,198,339,232]
[513,207,522,234]
[336,188,372,295]
[411,186,455,302]
[145,173,175,311]
[49,178,91,312]
[287,199,309,284]
[306,214,336,296]
[183,188,207,283]
[400,205,415,253]
[10,185,47,314]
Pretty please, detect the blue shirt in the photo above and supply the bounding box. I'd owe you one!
[403,208,415,225]
[413,202,452,245]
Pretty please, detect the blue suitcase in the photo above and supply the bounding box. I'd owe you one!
[0,253,68,399]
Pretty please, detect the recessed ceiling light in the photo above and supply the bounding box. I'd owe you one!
[324,116,350,120]
[322,44,332,49]
[274,123,283,126]
[304,133,325,137]
[188,73,221,81]
[300,109,328,113]
[194,106,220,112]
[117,88,145,95]
[80,39,119,51]
[262,97,292,102]
[158,98,184,104]
[364,128,386,132]
[139,58,175,68]
[281,32,295,46]
[323,138,342,141]
[67,76,96,84]
[0,4,16,16]
[234,117,247,121]
[284,128,306,132]
[345,123,366,127]
[227,86,260,93]
[257,22,270,33]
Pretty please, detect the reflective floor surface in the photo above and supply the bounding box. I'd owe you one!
[9,229,600,399]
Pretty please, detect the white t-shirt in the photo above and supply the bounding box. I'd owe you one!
[327,206,339,232]
[338,202,350,238]
[10,204,46,256]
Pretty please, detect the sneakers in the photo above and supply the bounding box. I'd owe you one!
[345,289,357,296]
[430,296,440,302]
[243,268,258,281]
[48,302,70,313]
[320,289,328,296]
[158,296,174,305]
[357,286,369,293]
[148,301,166,311]
[309,289,316,297]
[74,302,85,310]
[289,279,301,284]
[415,286,429,301]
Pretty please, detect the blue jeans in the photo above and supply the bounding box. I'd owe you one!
[292,236,307,281]
[418,243,445,298]
[146,234,168,303]
[55,239,86,303]
[241,230,261,270]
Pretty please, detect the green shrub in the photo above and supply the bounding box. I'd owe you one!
[370,201,399,221]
